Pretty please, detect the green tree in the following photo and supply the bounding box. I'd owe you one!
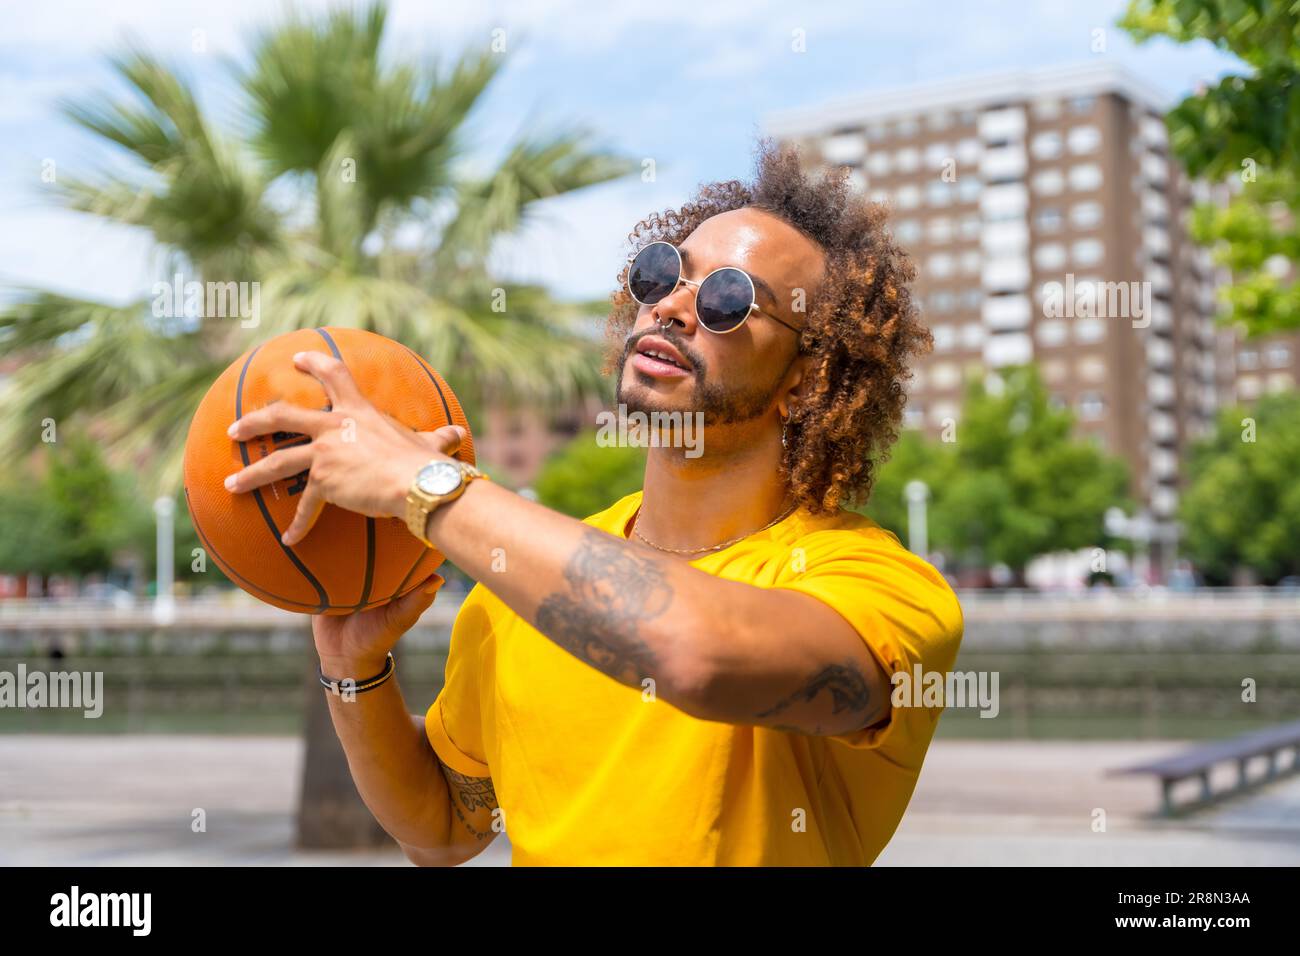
[534,431,648,519]
[860,428,954,542]
[0,2,632,849]
[1121,0,1300,335]
[0,2,632,491]
[863,366,1130,578]
[1180,392,1300,583]
[0,437,154,585]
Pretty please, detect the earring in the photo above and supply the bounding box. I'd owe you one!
[780,414,789,450]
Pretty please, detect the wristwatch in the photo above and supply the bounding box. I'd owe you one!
[404,458,488,547]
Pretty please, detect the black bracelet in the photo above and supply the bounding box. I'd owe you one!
[319,653,395,696]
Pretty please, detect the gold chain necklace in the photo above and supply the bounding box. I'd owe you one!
[631,500,799,556]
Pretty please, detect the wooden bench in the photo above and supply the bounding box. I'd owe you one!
[1109,718,1300,816]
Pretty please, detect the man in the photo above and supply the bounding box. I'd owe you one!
[225,142,963,866]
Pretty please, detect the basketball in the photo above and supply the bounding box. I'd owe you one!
[183,327,474,615]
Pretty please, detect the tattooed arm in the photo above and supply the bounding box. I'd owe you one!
[396,716,499,866]
[422,479,891,738]
[226,356,890,741]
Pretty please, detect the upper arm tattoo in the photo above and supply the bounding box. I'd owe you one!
[755,660,875,733]
[533,527,673,685]
[441,766,499,843]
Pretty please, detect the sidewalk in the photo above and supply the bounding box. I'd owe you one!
[1,736,1296,866]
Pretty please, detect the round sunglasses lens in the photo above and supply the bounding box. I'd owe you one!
[628,243,680,304]
[697,269,753,332]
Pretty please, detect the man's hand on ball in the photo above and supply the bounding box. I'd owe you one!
[224,350,464,546]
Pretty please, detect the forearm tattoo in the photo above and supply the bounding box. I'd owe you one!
[442,767,498,842]
[534,527,673,685]
[756,660,874,732]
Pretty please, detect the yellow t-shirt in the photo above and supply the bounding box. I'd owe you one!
[424,489,964,866]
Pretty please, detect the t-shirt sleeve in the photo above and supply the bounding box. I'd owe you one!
[770,526,964,755]
[424,585,494,778]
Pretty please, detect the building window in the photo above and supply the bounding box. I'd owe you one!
[957,178,981,203]
[896,185,921,208]
[866,151,891,176]
[1079,356,1107,381]
[927,180,954,206]
[1069,95,1096,114]
[960,290,984,311]
[1079,392,1105,419]
[1032,169,1065,195]
[1070,201,1102,229]
[1034,208,1063,232]
[960,322,986,348]
[1030,131,1062,160]
[931,324,956,351]
[928,253,955,278]
[1075,317,1106,342]
[1067,124,1101,154]
[894,219,922,243]
[925,142,951,169]
[1073,238,1104,265]
[896,117,919,137]
[1069,163,1103,191]
[958,214,981,239]
[1034,243,1067,270]
[1238,349,1259,370]
[927,217,954,243]
[895,147,920,172]
[1267,344,1292,367]
[959,250,981,274]
[930,362,961,389]
[1036,319,1068,346]
[931,403,958,426]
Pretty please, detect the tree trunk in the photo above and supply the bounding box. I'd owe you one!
[294,644,393,849]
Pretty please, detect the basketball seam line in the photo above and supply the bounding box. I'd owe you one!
[236,343,330,613]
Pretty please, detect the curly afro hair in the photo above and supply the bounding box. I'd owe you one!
[603,140,931,515]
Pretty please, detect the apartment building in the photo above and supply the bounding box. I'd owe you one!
[767,62,1239,566]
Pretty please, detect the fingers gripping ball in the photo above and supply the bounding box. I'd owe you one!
[183,327,474,614]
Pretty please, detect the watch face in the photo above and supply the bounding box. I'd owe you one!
[417,461,462,496]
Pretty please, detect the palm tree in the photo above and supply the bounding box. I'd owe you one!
[0,2,631,851]
[1,2,628,490]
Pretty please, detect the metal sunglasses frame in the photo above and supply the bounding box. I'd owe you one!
[625,240,802,335]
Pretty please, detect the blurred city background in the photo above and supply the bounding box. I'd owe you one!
[1,0,1298,865]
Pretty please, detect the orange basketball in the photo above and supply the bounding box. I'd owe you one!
[183,327,474,615]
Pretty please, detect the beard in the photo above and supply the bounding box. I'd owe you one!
[615,329,791,426]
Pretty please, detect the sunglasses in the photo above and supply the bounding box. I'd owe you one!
[626,241,802,335]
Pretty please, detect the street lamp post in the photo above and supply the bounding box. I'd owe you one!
[904,479,930,558]
[153,496,175,625]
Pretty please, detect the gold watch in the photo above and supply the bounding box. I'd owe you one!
[404,459,488,546]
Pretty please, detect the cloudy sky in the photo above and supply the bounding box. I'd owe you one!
[0,0,1241,305]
